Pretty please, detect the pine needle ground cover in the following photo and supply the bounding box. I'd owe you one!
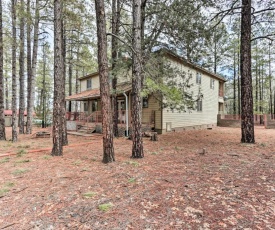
[0,126,274,229]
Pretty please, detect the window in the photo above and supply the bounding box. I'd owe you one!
[188,70,193,79]
[87,79,92,89]
[84,102,88,112]
[142,97,148,108]
[210,78,215,89]
[196,72,201,84]
[91,100,97,112]
[197,99,202,112]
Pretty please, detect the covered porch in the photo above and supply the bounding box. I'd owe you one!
[65,82,155,136]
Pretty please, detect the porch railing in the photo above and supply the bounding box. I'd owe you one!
[66,109,155,126]
[220,114,266,125]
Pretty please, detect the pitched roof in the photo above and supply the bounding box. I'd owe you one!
[65,82,132,101]
[159,48,226,82]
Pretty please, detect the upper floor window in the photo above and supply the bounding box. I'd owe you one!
[87,79,92,89]
[196,72,201,84]
[210,79,215,89]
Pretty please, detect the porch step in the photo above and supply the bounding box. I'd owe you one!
[77,125,96,134]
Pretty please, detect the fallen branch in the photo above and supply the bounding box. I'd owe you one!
[1,223,17,229]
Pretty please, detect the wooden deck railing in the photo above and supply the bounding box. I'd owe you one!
[220,114,267,125]
[66,109,156,126]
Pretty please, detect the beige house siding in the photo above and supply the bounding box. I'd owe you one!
[142,95,161,129]
[80,75,100,92]
[161,61,220,132]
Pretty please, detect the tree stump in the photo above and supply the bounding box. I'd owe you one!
[150,132,158,141]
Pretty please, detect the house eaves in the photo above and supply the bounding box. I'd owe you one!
[159,48,227,82]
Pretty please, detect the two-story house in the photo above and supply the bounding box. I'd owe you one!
[66,49,226,135]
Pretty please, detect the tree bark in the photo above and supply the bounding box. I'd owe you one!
[233,45,236,115]
[26,0,31,132]
[52,0,65,156]
[4,51,9,110]
[0,0,6,140]
[131,0,144,158]
[61,15,68,146]
[11,0,17,142]
[95,0,115,163]
[19,0,25,134]
[112,0,119,137]
[240,0,254,143]
[269,43,272,115]
[26,0,39,134]
[255,42,258,113]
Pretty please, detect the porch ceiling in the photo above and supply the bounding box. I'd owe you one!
[65,81,132,101]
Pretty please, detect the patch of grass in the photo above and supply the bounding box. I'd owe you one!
[12,168,29,175]
[42,155,52,160]
[260,143,266,147]
[16,149,27,157]
[80,168,89,172]
[17,145,30,149]
[5,182,15,188]
[151,152,158,155]
[126,161,139,167]
[16,159,30,163]
[82,191,97,198]
[0,157,10,164]
[73,160,82,165]
[0,182,14,197]
[0,188,9,197]
[128,178,136,183]
[98,203,113,212]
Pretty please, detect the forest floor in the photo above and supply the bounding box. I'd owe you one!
[0,126,274,230]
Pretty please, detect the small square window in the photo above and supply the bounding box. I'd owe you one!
[196,72,201,84]
[142,97,148,108]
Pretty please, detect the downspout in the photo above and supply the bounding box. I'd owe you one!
[123,92,129,137]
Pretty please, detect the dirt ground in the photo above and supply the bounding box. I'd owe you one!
[0,126,274,230]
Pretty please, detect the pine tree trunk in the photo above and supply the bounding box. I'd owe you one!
[5,52,9,110]
[11,0,17,142]
[42,43,46,128]
[112,0,119,137]
[240,0,254,143]
[19,0,25,134]
[255,42,258,113]
[238,43,241,115]
[269,43,272,115]
[131,0,143,158]
[26,0,32,132]
[52,0,65,156]
[61,16,67,146]
[95,0,115,163]
[75,41,80,113]
[233,46,236,115]
[0,0,6,140]
[68,48,72,113]
[26,0,39,134]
